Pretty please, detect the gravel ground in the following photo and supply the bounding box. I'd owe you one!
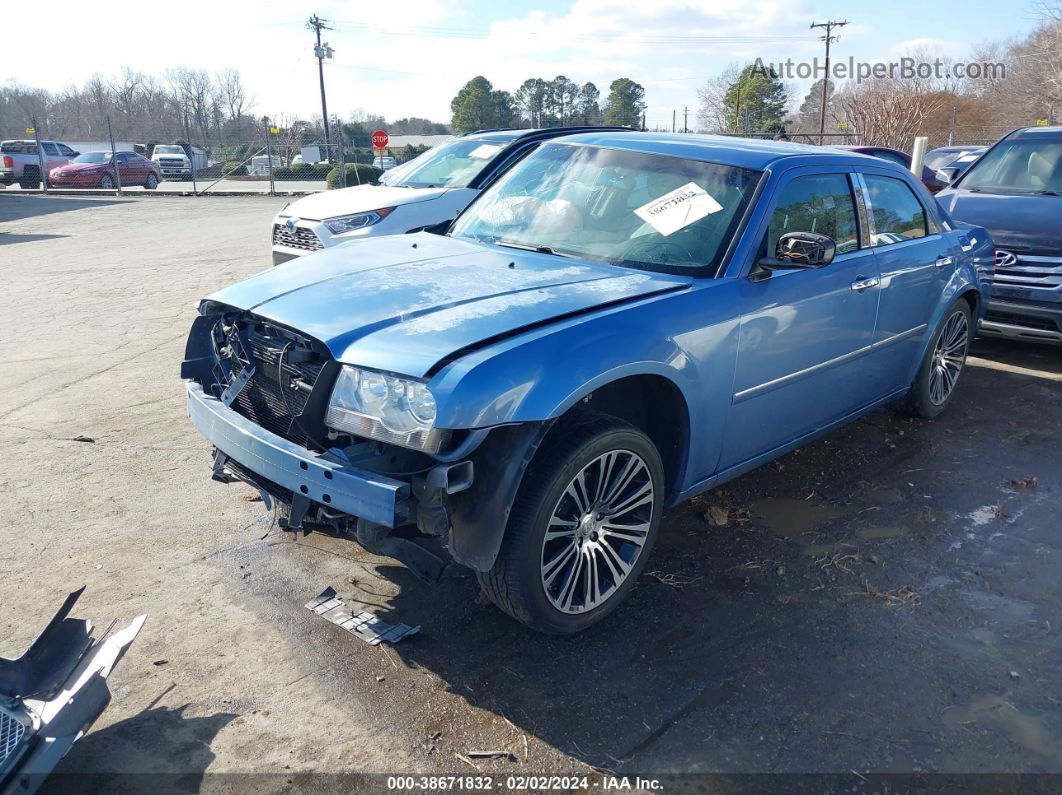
[1,194,1060,790]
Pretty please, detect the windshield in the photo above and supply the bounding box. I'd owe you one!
[73,152,112,164]
[154,145,184,154]
[959,138,1062,194]
[450,142,761,274]
[379,138,508,188]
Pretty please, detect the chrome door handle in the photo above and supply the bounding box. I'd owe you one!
[936,255,955,267]
[850,276,880,292]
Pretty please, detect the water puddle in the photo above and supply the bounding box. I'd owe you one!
[942,694,1062,761]
[750,498,848,538]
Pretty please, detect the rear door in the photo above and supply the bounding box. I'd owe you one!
[41,142,63,172]
[720,167,882,469]
[857,169,954,393]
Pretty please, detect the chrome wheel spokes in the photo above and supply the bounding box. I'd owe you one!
[540,450,654,614]
[929,310,969,406]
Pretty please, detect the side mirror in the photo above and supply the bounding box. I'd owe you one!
[71,151,80,157]
[936,166,960,184]
[752,232,837,280]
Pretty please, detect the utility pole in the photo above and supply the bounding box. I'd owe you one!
[733,80,742,134]
[810,19,847,145]
[683,106,689,133]
[308,13,334,158]
[672,109,676,133]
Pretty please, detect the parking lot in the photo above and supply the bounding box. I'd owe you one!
[2,193,1061,786]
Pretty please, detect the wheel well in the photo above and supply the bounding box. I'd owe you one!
[559,375,689,500]
[960,288,979,315]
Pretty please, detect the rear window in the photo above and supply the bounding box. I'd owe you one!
[1,142,37,154]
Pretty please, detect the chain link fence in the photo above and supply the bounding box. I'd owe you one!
[0,116,418,195]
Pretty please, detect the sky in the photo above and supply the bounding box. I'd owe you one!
[3,0,1044,129]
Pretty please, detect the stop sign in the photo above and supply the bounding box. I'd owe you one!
[371,129,389,149]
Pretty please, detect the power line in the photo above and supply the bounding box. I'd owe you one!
[324,19,818,45]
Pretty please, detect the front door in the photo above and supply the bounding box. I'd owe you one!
[719,169,881,470]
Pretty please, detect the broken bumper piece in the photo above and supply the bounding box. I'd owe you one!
[186,382,409,528]
[306,587,420,645]
[0,588,145,795]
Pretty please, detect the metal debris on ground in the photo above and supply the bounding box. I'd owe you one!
[71,435,95,443]
[304,587,420,645]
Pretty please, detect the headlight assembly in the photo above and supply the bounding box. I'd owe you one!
[325,366,447,452]
[323,207,395,234]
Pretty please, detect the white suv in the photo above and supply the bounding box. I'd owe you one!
[270,127,625,265]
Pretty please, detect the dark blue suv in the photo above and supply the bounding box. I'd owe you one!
[937,126,1062,344]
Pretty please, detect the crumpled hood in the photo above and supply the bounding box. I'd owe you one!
[937,189,1062,253]
[206,234,687,378]
[281,184,453,222]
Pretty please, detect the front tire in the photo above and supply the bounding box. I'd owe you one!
[477,412,664,634]
[99,174,115,189]
[144,173,159,189]
[896,299,973,419]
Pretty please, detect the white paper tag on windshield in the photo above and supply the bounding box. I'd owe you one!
[468,144,502,159]
[634,182,723,236]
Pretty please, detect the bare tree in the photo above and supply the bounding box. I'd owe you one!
[696,63,742,133]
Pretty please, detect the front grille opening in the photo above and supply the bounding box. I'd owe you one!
[214,316,330,447]
[273,223,324,251]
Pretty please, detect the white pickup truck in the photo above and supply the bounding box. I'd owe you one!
[151,144,208,180]
[0,139,78,188]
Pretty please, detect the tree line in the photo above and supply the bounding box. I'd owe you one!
[696,1,1062,149]
[449,75,647,133]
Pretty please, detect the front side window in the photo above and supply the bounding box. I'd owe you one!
[42,143,59,156]
[765,173,860,256]
[58,144,75,156]
[958,138,1062,194]
[450,142,762,274]
[864,175,927,246]
[379,137,514,188]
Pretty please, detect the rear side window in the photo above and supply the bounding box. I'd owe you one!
[765,173,860,256]
[42,143,59,155]
[863,175,927,246]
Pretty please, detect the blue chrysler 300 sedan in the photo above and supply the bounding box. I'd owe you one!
[182,133,993,633]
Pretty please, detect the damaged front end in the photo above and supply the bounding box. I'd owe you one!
[0,588,145,795]
[182,305,548,581]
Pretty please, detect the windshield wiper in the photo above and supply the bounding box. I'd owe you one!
[494,240,573,257]
[1034,190,1061,196]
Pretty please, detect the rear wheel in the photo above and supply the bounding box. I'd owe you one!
[19,167,41,189]
[895,299,972,418]
[477,412,664,634]
[144,172,159,190]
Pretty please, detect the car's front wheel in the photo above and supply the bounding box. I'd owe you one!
[896,298,973,418]
[144,173,159,189]
[477,412,664,634]
[99,174,115,190]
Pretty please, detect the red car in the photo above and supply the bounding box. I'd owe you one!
[832,145,947,193]
[49,151,161,189]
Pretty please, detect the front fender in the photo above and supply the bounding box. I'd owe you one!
[429,300,705,431]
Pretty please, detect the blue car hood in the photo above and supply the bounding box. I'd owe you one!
[207,234,686,377]
[937,189,1062,253]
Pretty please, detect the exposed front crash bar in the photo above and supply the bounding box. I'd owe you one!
[186,382,409,527]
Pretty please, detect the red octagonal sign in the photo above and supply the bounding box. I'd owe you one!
[371,129,389,149]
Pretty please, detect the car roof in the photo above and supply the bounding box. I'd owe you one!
[1010,126,1062,141]
[550,131,894,170]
